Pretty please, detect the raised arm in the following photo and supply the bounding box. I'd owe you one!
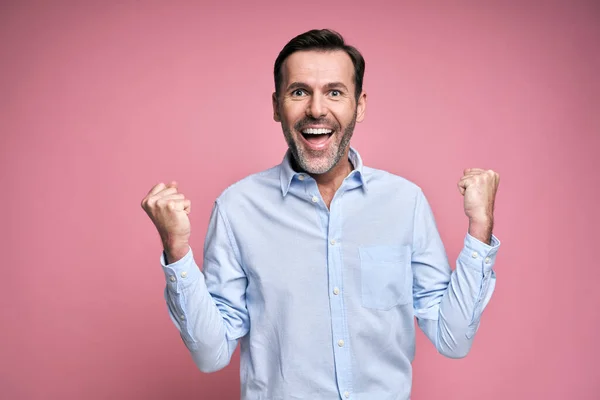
[412,169,501,358]
[142,182,249,372]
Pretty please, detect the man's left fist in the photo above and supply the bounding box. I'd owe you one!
[457,168,500,222]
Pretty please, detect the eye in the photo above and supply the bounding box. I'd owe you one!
[291,89,306,97]
[330,90,341,97]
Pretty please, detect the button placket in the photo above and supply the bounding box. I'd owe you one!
[326,193,352,397]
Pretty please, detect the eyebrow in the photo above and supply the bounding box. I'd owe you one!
[286,81,350,92]
[323,82,349,92]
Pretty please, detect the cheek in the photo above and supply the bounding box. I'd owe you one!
[281,104,304,125]
[331,102,355,123]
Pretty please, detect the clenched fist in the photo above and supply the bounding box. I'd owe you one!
[457,168,500,244]
[141,181,191,263]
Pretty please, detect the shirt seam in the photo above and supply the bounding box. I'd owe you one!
[411,188,422,254]
[215,199,245,273]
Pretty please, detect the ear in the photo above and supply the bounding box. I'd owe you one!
[356,92,367,123]
[272,92,281,122]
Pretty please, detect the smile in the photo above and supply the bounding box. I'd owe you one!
[300,127,334,150]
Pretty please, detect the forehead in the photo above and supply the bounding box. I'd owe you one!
[281,50,355,88]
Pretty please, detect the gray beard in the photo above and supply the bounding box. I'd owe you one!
[283,110,357,175]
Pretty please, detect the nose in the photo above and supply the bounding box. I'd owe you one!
[306,93,328,118]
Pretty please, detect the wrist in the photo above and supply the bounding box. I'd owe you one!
[468,216,493,245]
[469,216,493,226]
[162,238,189,265]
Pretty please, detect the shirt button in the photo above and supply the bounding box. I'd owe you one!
[311,196,318,202]
[471,251,478,258]
[344,392,350,398]
[330,239,336,245]
[181,271,188,278]
[333,287,340,295]
[337,339,344,347]
[485,257,491,264]
[169,276,176,282]
[298,174,305,181]
[180,314,185,320]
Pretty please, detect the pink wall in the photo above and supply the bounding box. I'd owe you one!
[2,1,598,399]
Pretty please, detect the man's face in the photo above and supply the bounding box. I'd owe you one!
[273,50,366,175]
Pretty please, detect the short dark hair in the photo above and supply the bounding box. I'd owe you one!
[273,29,365,100]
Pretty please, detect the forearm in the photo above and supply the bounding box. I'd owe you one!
[436,236,498,358]
[417,234,499,358]
[162,247,236,372]
[435,241,496,357]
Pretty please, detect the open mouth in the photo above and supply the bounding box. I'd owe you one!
[300,128,334,146]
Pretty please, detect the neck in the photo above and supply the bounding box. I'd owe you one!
[290,147,352,207]
[313,149,353,192]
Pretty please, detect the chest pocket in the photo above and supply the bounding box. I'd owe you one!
[359,245,413,310]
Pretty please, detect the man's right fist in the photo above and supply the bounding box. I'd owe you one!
[141,181,191,263]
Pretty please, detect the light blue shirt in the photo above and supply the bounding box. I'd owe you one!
[160,147,500,400]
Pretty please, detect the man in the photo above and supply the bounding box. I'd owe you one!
[141,29,500,400]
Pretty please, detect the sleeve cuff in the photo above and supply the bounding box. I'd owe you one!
[160,246,202,292]
[460,233,501,273]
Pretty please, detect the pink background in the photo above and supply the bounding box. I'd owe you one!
[2,1,599,399]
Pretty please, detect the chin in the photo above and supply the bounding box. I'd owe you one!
[300,156,336,175]
[286,135,340,174]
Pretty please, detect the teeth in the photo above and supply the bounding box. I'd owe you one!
[302,128,333,135]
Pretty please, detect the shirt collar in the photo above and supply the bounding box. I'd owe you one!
[279,146,368,196]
